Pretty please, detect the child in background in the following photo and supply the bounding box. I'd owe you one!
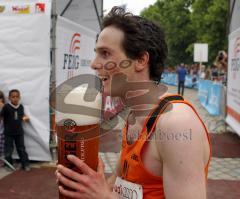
[0,89,30,171]
[0,91,5,166]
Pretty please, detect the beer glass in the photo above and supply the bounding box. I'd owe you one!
[56,85,102,199]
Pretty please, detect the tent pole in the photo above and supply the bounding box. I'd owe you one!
[49,0,57,156]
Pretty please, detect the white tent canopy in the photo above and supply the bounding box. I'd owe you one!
[55,0,102,32]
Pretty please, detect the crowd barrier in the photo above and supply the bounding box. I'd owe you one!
[161,73,198,88]
[161,73,225,117]
[198,79,224,116]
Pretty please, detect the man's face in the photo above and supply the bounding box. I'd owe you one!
[91,26,136,96]
[9,91,20,106]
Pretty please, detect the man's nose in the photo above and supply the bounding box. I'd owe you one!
[90,57,103,71]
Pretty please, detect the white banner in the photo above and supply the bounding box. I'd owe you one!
[194,43,208,62]
[55,16,99,124]
[55,16,125,127]
[55,16,97,86]
[0,0,52,161]
[226,27,240,136]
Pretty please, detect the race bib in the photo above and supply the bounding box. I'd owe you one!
[113,177,143,199]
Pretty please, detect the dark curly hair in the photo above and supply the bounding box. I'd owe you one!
[9,89,20,97]
[0,90,5,103]
[102,6,168,83]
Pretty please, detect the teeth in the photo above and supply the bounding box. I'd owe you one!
[99,75,109,81]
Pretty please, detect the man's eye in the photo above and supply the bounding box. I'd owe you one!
[101,50,110,58]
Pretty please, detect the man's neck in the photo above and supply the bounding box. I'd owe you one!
[125,82,168,125]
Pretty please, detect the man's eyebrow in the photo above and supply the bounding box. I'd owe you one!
[94,47,113,52]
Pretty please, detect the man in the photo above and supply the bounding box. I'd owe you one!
[177,63,187,96]
[56,7,211,199]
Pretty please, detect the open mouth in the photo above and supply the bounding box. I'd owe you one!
[98,75,110,82]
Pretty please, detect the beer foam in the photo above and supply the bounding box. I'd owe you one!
[56,85,102,125]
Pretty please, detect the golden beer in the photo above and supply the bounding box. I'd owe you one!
[56,85,102,199]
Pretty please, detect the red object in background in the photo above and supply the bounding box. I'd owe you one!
[35,3,45,13]
[102,94,124,120]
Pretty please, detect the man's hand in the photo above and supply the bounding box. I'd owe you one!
[56,155,116,199]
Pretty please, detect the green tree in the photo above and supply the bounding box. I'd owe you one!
[142,0,195,66]
[141,0,229,66]
[191,0,228,63]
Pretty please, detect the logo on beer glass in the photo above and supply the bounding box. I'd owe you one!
[63,119,77,132]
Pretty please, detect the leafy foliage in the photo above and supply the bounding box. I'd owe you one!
[141,0,229,66]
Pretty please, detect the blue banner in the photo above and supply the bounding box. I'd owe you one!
[162,73,198,88]
[198,80,222,116]
[161,73,177,86]
[205,83,222,116]
[162,73,223,116]
[198,79,211,108]
[185,75,198,88]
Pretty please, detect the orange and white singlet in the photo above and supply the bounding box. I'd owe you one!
[114,95,212,199]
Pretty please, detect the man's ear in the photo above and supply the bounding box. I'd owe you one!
[135,51,149,72]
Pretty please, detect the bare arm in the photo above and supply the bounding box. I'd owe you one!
[158,103,209,199]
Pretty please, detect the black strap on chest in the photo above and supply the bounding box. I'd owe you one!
[146,95,184,133]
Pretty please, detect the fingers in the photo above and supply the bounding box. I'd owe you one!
[55,170,59,184]
[59,185,80,199]
[56,171,82,191]
[97,157,105,177]
[67,155,95,176]
[57,164,89,186]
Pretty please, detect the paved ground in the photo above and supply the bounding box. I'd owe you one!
[0,85,240,198]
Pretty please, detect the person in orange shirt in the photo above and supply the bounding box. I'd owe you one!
[56,7,211,199]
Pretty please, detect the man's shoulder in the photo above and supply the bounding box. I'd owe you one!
[160,101,194,120]
[155,101,206,140]
[155,101,208,161]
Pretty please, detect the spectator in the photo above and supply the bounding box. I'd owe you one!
[205,68,212,80]
[177,63,187,96]
[211,64,219,81]
[210,50,228,84]
[216,50,228,70]
[199,65,206,79]
[216,50,228,85]
[0,91,5,166]
[0,89,30,171]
